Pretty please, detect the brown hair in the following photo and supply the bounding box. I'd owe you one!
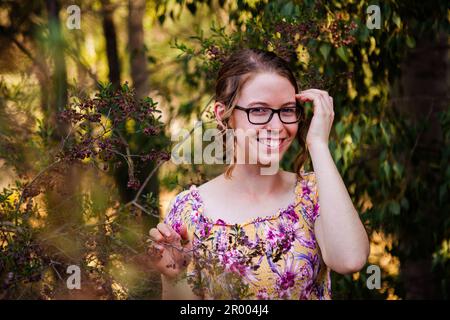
[214,47,308,179]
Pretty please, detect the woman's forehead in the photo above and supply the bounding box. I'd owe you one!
[239,72,296,103]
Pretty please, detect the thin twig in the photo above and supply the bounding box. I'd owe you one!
[14,159,61,225]
[130,200,160,219]
[125,95,215,216]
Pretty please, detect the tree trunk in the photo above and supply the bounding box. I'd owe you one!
[44,0,85,293]
[45,0,68,139]
[128,0,149,98]
[128,0,161,298]
[127,0,160,208]
[101,0,121,89]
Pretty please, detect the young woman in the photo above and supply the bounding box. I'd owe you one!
[148,48,369,300]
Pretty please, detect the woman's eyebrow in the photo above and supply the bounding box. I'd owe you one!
[247,101,296,107]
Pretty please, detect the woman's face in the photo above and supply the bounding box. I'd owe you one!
[226,72,299,167]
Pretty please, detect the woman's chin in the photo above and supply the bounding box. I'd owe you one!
[256,152,283,167]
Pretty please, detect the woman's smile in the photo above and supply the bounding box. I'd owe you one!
[256,136,288,150]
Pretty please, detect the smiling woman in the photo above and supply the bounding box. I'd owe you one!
[148,48,370,300]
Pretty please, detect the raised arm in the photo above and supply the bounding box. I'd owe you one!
[297,89,370,275]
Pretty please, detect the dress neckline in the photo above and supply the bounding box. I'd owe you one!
[188,174,303,227]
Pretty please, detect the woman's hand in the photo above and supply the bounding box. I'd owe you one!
[148,223,192,280]
[296,89,334,149]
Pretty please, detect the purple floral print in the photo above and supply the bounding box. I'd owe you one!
[162,172,331,300]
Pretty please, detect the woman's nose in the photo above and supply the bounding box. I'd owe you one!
[265,112,285,130]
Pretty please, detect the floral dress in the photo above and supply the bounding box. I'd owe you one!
[163,171,331,300]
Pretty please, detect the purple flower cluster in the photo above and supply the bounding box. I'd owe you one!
[322,18,358,48]
[55,83,169,190]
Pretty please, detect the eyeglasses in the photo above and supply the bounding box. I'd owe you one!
[234,104,303,125]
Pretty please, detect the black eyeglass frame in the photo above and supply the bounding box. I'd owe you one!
[233,103,304,125]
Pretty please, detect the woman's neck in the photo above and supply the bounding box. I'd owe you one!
[223,164,288,197]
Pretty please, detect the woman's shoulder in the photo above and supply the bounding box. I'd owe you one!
[294,170,318,195]
[166,186,197,213]
[281,169,317,187]
[164,175,224,222]
[299,170,317,183]
[163,186,200,233]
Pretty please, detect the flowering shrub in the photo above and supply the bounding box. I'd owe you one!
[0,83,170,299]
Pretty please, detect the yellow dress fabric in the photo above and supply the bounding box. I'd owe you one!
[163,171,331,300]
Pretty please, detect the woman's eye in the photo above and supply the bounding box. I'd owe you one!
[250,108,269,114]
[281,108,296,114]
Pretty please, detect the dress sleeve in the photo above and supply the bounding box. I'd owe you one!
[161,189,204,297]
[162,189,195,238]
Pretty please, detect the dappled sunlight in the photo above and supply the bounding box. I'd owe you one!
[368,231,401,300]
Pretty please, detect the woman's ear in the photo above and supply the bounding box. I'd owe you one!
[214,102,228,128]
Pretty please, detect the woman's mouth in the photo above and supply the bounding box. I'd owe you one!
[256,137,287,150]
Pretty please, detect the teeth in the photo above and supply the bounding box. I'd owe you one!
[258,138,282,148]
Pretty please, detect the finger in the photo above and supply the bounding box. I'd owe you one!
[295,93,312,103]
[301,90,332,112]
[328,96,334,116]
[298,92,326,115]
[317,94,332,116]
[301,89,330,100]
[157,223,180,243]
[149,228,164,242]
[312,90,332,114]
[297,92,318,105]
[147,243,164,260]
[301,90,332,111]
[179,224,190,241]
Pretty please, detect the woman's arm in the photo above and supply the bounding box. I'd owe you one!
[297,89,370,275]
[309,143,370,274]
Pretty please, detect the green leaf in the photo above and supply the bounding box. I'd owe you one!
[334,145,342,161]
[393,162,404,178]
[352,124,361,142]
[383,160,391,180]
[319,43,331,61]
[392,12,401,28]
[358,23,369,42]
[335,121,345,136]
[380,122,391,145]
[336,46,349,63]
[406,35,416,48]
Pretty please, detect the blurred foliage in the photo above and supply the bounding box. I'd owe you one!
[0,0,449,299]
